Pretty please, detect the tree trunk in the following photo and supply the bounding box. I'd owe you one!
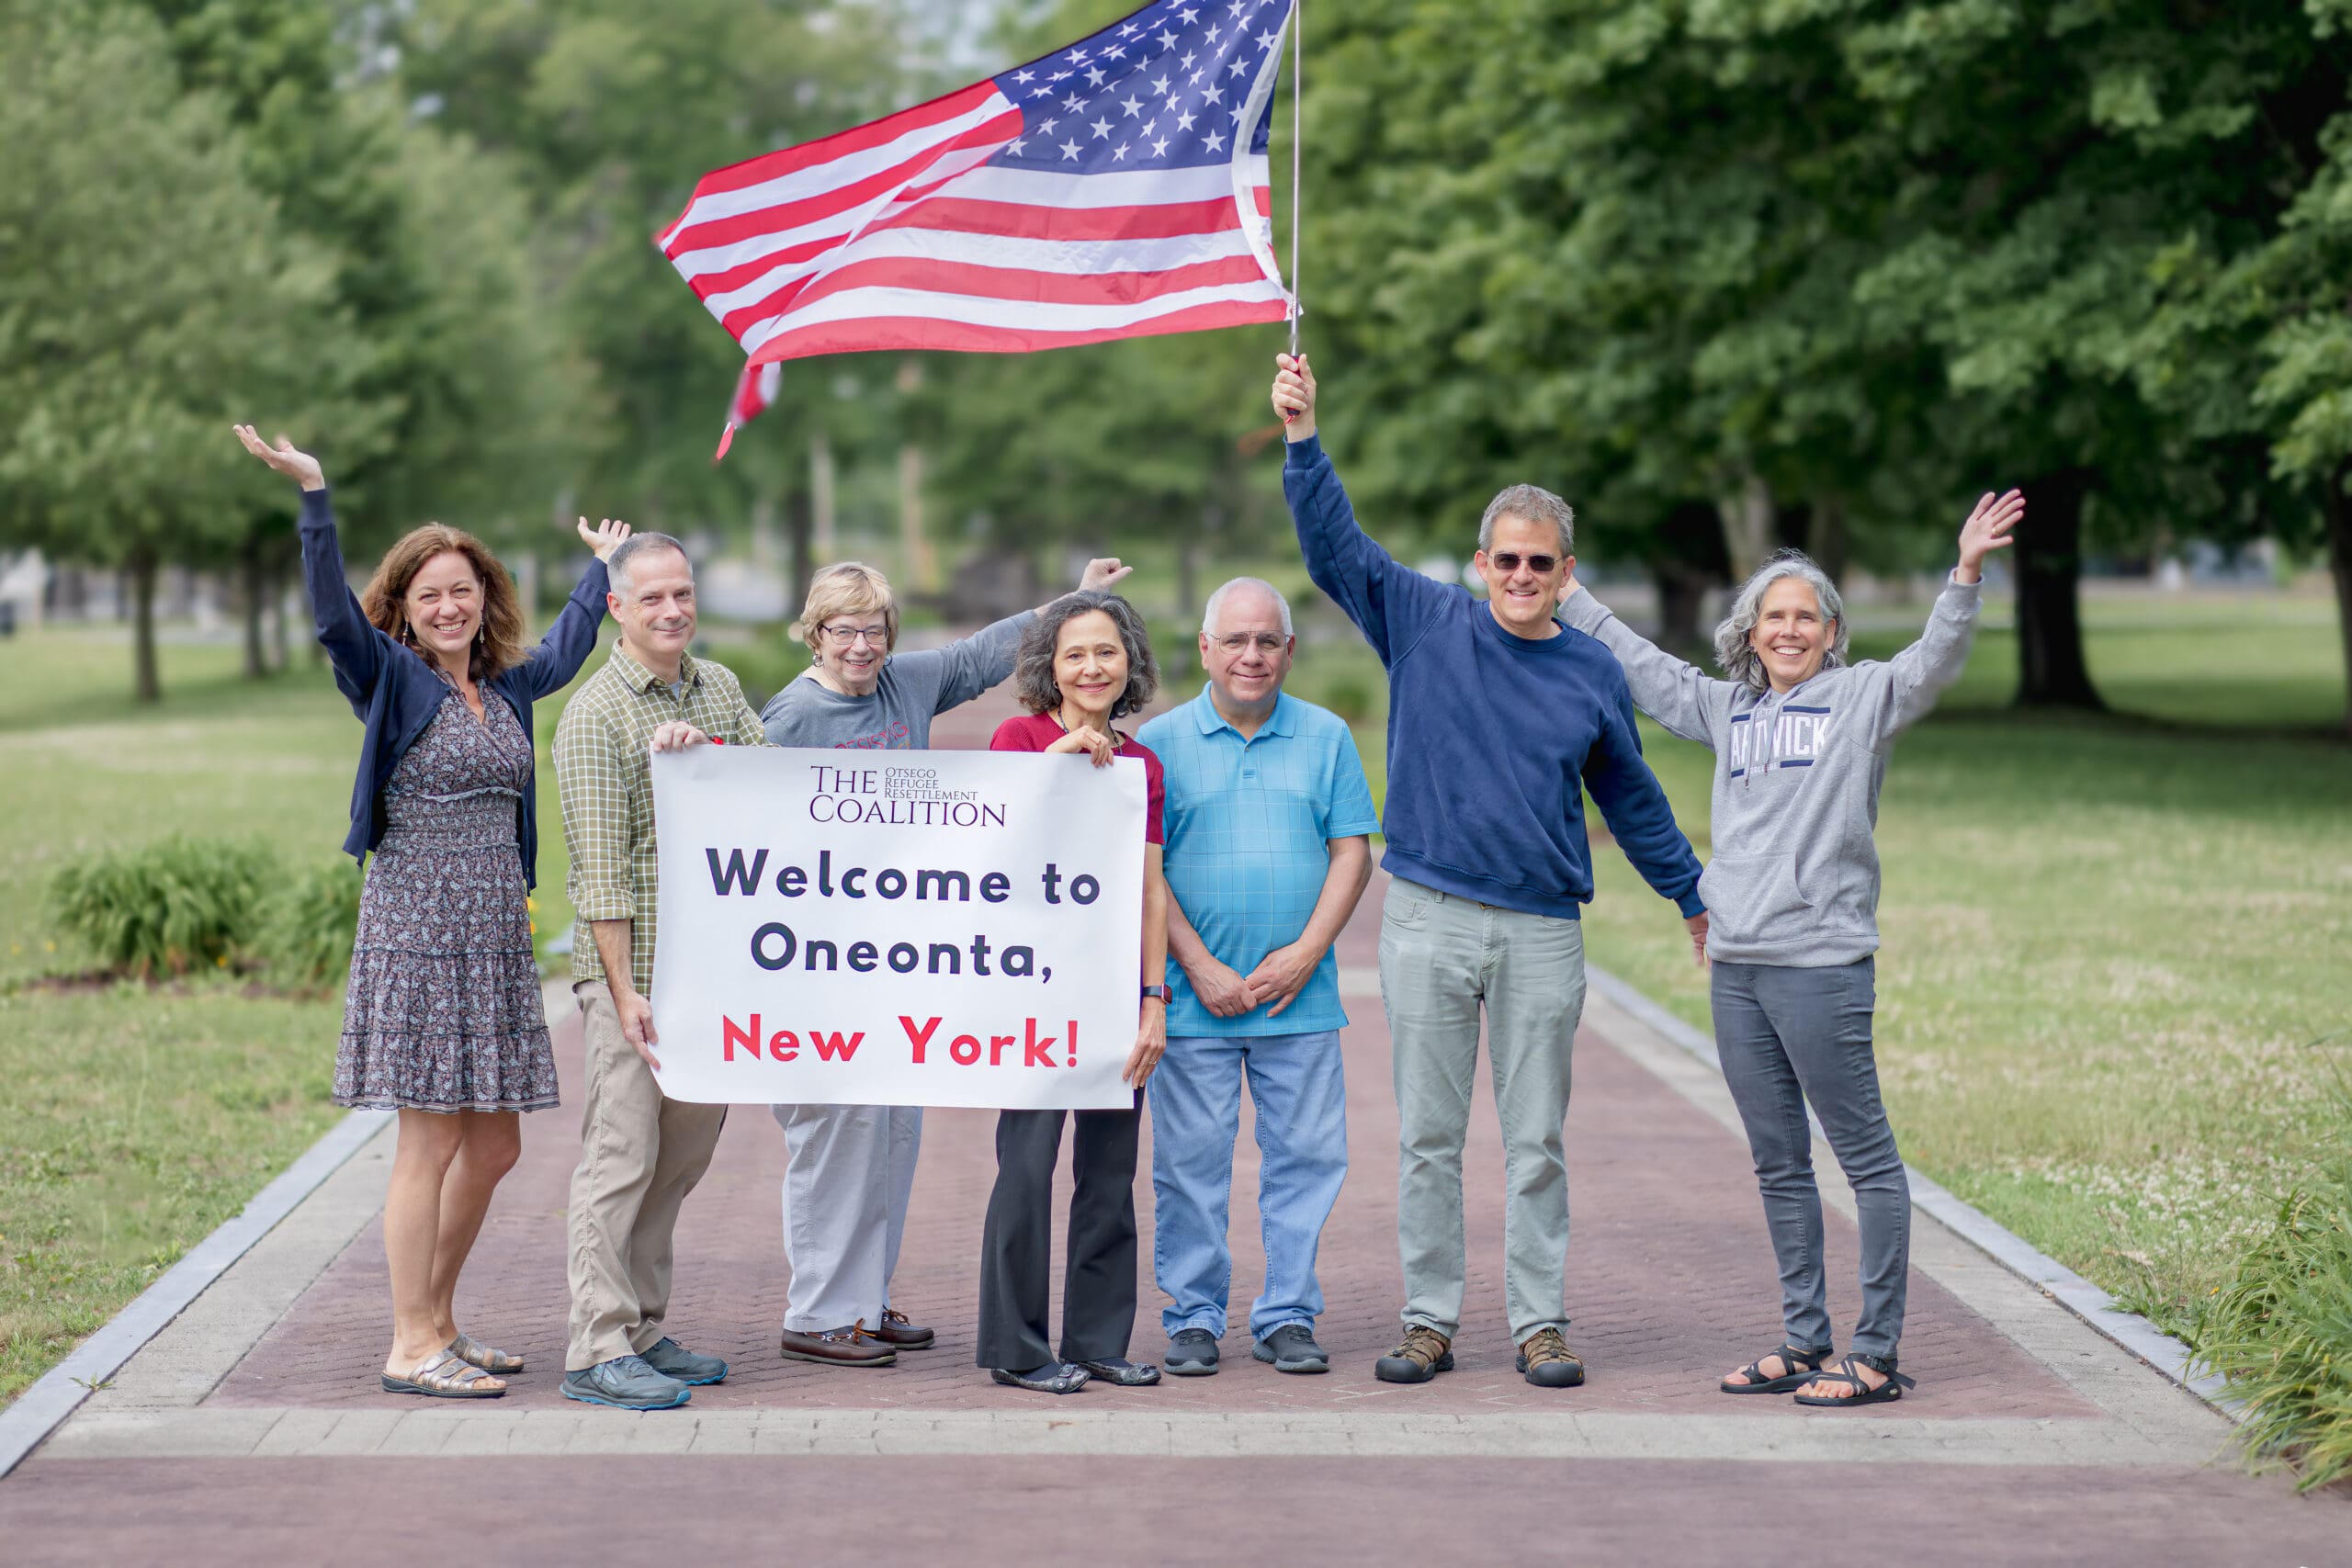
[129,547,161,703]
[2325,462,2352,741]
[810,431,837,562]
[785,490,814,609]
[1806,498,1850,584]
[270,553,291,671]
[1649,562,1710,659]
[1716,470,1775,580]
[2014,468,2104,710]
[240,531,268,679]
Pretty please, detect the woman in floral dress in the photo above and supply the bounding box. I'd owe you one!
[238,423,625,1399]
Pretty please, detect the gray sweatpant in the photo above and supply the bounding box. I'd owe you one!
[1710,958,1909,1359]
[771,1102,922,1333]
[1377,876,1588,1345]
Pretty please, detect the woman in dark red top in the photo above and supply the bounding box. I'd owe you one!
[979,591,1171,1393]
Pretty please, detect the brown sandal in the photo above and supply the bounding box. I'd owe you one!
[382,1347,507,1399]
[448,1332,525,1374]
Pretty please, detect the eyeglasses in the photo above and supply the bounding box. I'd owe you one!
[1486,552,1559,574]
[1211,634,1288,654]
[820,624,889,647]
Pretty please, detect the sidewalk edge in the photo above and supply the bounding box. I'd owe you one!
[0,1107,393,1480]
[1583,964,2235,1416]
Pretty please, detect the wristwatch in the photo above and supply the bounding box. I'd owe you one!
[1140,983,1172,1003]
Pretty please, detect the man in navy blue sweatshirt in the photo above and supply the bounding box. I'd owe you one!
[1271,354,1709,1389]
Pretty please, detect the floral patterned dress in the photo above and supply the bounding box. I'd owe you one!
[335,677,559,1112]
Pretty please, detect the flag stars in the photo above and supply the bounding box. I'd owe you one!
[1059,137,1082,160]
[1103,43,1126,60]
[1064,91,1087,110]
[1113,141,1130,161]
[1143,118,1158,137]
[1203,127,1227,152]
[1121,94,1143,116]
[1176,108,1196,130]
[1149,73,1170,95]
[1013,69,1035,84]
[1177,5,1198,18]
[1085,65,1107,86]
[1090,115,1113,138]
[1038,116,1059,134]
[1151,135,1171,157]
[1257,27,1282,49]
[1032,86,1054,98]
[1068,47,1090,62]
[1180,50,1197,68]
[1202,85,1225,105]
[1229,56,1250,76]
[1158,28,1180,49]
[1007,136,1029,156]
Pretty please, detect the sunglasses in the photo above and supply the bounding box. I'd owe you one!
[1486,552,1560,574]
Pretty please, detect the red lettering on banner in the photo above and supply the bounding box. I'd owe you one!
[811,1029,864,1062]
[900,1015,943,1064]
[724,1014,762,1061]
[773,1029,800,1062]
[989,1033,1014,1066]
[1023,1017,1058,1068]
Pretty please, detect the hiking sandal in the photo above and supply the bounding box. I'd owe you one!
[1719,1343,1827,1395]
[1792,1353,1917,1407]
[382,1347,507,1399]
[448,1332,524,1374]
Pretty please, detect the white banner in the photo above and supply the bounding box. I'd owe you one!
[646,744,1144,1108]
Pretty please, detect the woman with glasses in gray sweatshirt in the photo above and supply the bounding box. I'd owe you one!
[1557,488,2024,1405]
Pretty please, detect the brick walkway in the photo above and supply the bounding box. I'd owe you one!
[7,687,2346,1563]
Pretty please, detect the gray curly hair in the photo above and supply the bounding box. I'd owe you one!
[1713,550,1849,694]
[1013,590,1160,718]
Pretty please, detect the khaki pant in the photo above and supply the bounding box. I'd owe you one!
[566,981,729,1371]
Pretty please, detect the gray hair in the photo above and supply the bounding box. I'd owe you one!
[1014,590,1160,719]
[606,532,691,597]
[1713,549,1849,693]
[1200,576,1293,637]
[1478,484,1575,555]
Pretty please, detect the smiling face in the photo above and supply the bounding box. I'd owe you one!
[610,545,697,671]
[1475,513,1572,638]
[1199,584,1293,713]
[1748,576,1833,692]
[401,550,483,667]
[815,614,891,697]
[1054,608,1130,723]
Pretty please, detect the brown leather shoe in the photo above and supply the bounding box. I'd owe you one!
[778,1323,896,1367]
[1374,1325,1453,1383]
[868,1308,935,1349]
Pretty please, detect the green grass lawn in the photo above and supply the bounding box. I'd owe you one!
[0,586,2344,1405]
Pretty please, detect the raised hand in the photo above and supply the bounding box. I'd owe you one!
[1272,352,1316,441]
[1955,489,2026,584]
[578,516,633,562]
[1078,558,1133,593]
[232,424,324,491]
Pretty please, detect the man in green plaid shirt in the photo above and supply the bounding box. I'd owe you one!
[553,531,768,1411]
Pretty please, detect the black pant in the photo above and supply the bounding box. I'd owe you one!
[975,1103,1141,1370]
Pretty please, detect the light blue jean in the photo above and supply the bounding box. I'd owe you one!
[1150,1030,1349,1341]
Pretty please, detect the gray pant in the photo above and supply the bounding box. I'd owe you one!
[1378,876,1588,1344]
[770,1102,922,1333]
[1711,958,1909,1359]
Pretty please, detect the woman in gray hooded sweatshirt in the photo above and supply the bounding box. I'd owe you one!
[1558,488,2023,1405]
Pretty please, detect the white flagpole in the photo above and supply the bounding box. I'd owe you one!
[1287,0,1303,357]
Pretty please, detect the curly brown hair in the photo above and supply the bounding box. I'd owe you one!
[1013,591,1159,718]
[358,524,527,682]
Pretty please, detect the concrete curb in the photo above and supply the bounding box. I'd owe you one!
[1585,965,2234,1414]
[0,1107,393,1480]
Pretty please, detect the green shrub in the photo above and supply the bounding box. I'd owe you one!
[1316,673,1378,724]
[257,858,363,991]
[2189,1097,2352,1492]
[49,837,271,977]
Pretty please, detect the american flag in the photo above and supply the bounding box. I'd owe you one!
[660,0,1295,376]
[713,360,783,459]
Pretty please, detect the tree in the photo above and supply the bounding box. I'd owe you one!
[0,0,346,700]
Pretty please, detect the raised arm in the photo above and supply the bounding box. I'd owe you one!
[1869,489,2021,742]
[1581,671,1707,919]
[234,425,384,708]
[1272,355,1454,667]
[520,518,624,699]
[1557,578,1732,748]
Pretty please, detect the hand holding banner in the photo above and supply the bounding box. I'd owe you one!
[647,745,1145,1109]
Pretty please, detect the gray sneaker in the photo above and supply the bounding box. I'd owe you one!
[1165,1328,1220,1377]
[639,1337,728,1386]
[1251,1323,1330,1374]
[560,1354,690,1410]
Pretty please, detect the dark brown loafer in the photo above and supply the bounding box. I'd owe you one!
[869,1308,935,1349]
[779,1323,896,1368]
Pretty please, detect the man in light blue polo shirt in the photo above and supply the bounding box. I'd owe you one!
[1136,577,1378,1377]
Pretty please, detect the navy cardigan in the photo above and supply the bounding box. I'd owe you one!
[300,487,609,889]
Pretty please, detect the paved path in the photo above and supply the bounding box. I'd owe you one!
[6,691,2346,1564]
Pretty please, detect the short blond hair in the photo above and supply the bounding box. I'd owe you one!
[797,561,899,652]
